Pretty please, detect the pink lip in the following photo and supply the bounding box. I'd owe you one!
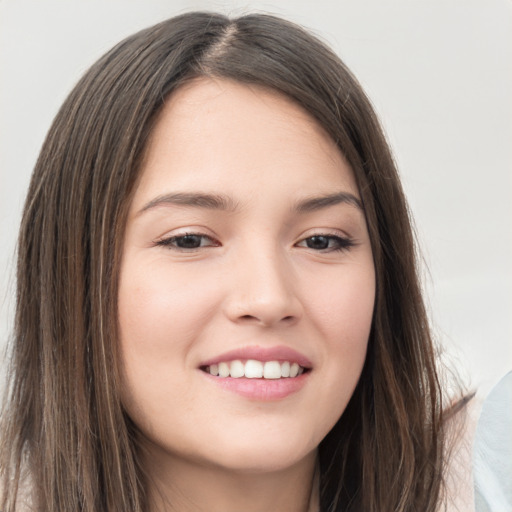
[198,345,312,401]
[201,371,310,401]
[199,345,313,368]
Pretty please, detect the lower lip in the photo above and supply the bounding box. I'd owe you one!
[201,371,310,400]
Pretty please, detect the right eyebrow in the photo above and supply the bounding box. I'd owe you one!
[294,192,363,213]
[137,192,239,216]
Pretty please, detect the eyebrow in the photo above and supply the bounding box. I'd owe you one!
[137,192,239,215]
[137,190,363,216]
[294,192,363,213]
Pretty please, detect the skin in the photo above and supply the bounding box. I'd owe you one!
[118,78,376,512]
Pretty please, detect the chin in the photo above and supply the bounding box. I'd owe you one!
[206,446,316,475]
[191,427,319,474]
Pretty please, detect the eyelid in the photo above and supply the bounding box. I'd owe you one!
[294,230,356,252]
[152,227,355,253]
[153,225,219,242]
[295,227,352,242]
[154,230,221,250]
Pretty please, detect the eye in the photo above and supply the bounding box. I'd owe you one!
[296,234,354,252]
[155,233,219,250]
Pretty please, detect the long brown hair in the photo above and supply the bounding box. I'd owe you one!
[1,12,447,511]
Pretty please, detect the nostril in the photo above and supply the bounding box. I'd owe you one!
[237,313,297,326]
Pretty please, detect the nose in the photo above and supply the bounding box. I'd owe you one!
[223,246,303,328]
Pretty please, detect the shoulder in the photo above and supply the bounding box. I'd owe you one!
[442,391,481,512]
[444,371,512,512]
[0,466,35,512]
[472,372,512,512]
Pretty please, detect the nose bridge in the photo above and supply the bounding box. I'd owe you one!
[225,238,301,326]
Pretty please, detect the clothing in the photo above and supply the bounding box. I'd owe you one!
[473,372,512,512]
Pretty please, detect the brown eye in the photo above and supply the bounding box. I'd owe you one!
[305,236,330,250]
[156,233,219,250]
[297,234,354,252]
[174,234,204,249]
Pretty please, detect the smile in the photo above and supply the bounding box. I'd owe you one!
[204,360,306,379]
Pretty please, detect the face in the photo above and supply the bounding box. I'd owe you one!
[118,78,375,475]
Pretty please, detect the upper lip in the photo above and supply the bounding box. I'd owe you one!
[199,345,313,368]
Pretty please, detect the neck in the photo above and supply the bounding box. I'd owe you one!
[141,445,318,512]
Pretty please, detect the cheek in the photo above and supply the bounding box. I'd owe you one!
[116,259,220,410]
[311,259,375,345]
[118,260,218,355]
[116,259,224,437]
[306,261,375,423]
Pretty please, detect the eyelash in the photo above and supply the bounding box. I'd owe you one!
[155,233,219,250]
[295,234,355,252]
[155,232,355,253]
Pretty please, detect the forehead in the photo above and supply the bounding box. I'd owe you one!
[134,77,358,208]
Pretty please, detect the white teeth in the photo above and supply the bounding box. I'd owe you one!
[205,360,306,379]
[230,360,244,378]
[245,359,264,378]
[263,361,281,379]
[218,362,230,378]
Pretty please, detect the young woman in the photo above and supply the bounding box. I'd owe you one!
[0,12,469,511]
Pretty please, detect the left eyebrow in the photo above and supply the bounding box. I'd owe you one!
[136,192,239,216]
[293,192,363,213]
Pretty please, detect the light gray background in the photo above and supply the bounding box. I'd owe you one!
[1,0,511,396]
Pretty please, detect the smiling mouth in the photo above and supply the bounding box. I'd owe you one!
[201,359,308,379]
